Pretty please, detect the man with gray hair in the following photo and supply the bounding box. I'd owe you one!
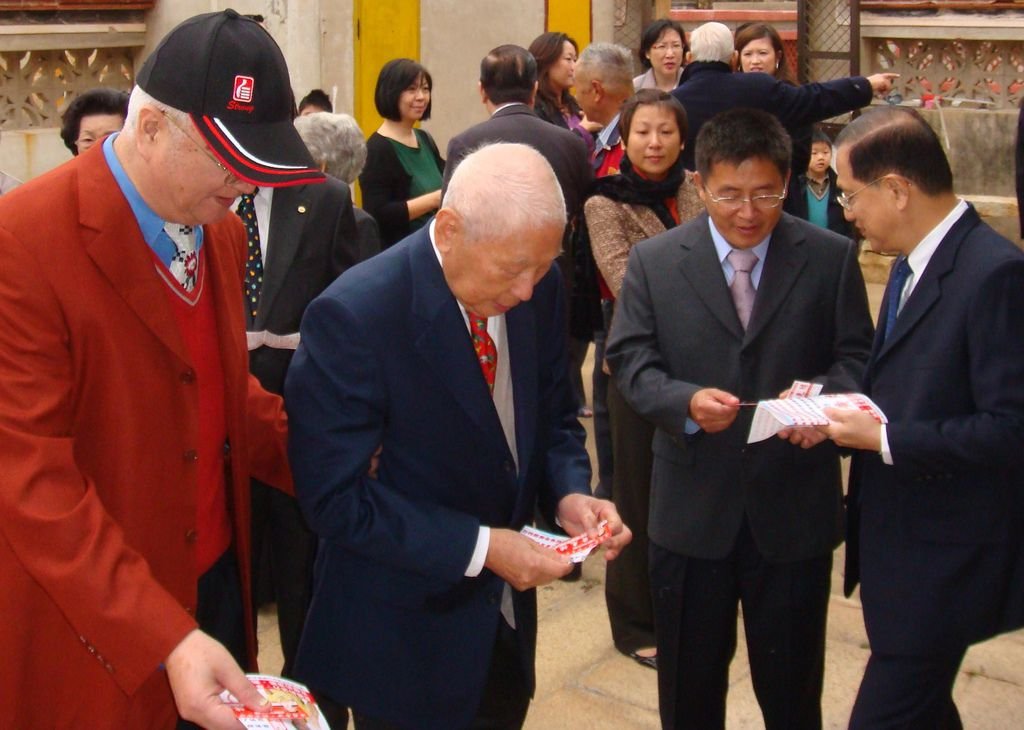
[673,21,897,180]
[0,10,316,728]
[575,42,634,176]
[286,141,631,730]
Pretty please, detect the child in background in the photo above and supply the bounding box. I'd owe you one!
[794,127,853,238]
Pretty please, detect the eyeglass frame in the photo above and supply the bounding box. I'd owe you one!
[836,175,894,211]
[702,185,788,212]
[159,109,241,187]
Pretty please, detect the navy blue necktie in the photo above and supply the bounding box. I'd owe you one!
[883,256,912,340]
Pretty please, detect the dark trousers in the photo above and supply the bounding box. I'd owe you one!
[177,549,246,729]
[591,299,614,499]
[650,522,832,730]
[250,477,316,677]
[849,649,966,729]
[320,619,530,730]
[604,375,655,654]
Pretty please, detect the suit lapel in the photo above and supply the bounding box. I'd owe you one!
[256,186,309,328]
[408,233,512,459]
[744,215,807,345]
[871,206,977,368]
[79,151,189,364]
[678,214,745,340]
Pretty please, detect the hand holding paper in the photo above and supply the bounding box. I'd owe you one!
[818,406,884,451]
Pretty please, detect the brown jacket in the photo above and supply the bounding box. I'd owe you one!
[584,172,703,298]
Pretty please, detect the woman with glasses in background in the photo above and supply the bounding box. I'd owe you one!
[634,19,688,92]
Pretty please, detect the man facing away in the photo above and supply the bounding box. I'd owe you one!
[823,106,1024,729]
[0,10,319,728]
[607,108,874,729]
[285,142,631,730]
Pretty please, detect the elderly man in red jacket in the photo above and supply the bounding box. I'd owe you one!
[0,11,324,728]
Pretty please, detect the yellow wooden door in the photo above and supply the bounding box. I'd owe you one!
[353,0,420,141]
[546,0,591,48]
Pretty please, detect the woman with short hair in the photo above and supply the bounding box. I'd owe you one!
[359,59,444,249]
[633,19,688,92]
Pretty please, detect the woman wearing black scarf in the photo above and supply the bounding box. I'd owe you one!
[581,89,703,669]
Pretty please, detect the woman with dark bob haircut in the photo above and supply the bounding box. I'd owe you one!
[59,87,130,156]
[360,58,444,248]
[634,19,688,92]
[529,31,594,156]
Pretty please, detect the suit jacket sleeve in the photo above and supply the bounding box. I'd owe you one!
[888,257,1024,477]
[285,294,480,584]
[605,241,699,440]
[0,228,196,695]
[819,237,874,393]
[771,76,873,130]
[536,270,593,519]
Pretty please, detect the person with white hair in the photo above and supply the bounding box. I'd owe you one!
[295,110,381,257]
[672,21,898,184]
[285,141,632,730]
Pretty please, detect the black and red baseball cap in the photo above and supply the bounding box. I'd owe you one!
[136,9,324,187]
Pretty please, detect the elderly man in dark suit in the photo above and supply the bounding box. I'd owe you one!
[823,106,1024,729]
[607,108,874,729]
[286,142,630,730]
[444,43,597,538]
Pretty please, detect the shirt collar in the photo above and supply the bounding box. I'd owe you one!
[102,133,204,265]
[906,198,968,279]
[596,114,621,149]
[492,102,529,116]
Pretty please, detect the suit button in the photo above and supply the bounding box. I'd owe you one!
[503,461,514,473]
[185,528,198,543]
[488,593,499,605]
[183,449,198,463]
[180,369,195,384]
[223,440,232,458]
[185,605,194,616]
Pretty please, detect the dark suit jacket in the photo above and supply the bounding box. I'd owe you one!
[672,62,874,175]
[606,212,873,561]
[442,103,592,223]
[248,176,370,395]
[285,228,591,729]
[844,206,1024,654]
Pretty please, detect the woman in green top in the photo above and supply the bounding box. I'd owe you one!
[360,58,445,248]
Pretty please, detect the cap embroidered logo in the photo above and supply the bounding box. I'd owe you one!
[233,75,254,103]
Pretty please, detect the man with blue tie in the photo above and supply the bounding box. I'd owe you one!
[285,142,631,730]
[825,106,1024,729]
